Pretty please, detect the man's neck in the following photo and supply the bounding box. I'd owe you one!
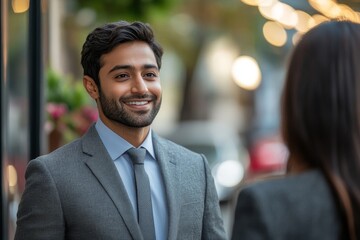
[100,116,150,147]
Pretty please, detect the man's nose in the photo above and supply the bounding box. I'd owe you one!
[131,75,148,94]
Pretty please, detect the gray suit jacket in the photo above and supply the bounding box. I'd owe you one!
[15,125,227,240]
[231,170,342,240]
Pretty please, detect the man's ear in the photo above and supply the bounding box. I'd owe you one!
[83,75,99,100]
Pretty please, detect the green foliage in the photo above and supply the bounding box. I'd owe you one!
[46,69,90,111]
[46,69,98,148]
[75,0,178,21]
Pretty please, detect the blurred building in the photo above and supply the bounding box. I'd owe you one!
[1,0,47,238]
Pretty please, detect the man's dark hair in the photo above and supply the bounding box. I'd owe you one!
[81,20,163,87]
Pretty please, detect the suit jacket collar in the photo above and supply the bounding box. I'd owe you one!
[81,125,143,240]
[152,132,180,240]
[81,125,181,240]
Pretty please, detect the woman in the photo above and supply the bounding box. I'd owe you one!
[231,20,360,240]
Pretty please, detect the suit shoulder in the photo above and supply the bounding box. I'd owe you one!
[243,170,327,194]
[235,170,341,239]
[239,169,337,214]
[155,134,202,156]
[35,138,82,163]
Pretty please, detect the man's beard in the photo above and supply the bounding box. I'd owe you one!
[98,90,161,128]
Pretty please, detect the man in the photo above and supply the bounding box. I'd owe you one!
[15,21,227,240]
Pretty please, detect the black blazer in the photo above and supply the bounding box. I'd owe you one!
[231,170,343,240]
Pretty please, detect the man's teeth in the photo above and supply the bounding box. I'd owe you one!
[128,101,148,105]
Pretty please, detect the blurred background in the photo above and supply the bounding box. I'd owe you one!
[1,0,360,239]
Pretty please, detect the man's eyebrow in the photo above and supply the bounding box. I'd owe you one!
[108,65,132,74]
[143,64,159,70]
[108,64,159,74]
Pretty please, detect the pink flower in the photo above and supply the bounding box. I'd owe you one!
[81,106,98,122]
[46,103,68,120]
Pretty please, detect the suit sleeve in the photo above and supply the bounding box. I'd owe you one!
[15,159,65,240]
[200,154,228,240]
[231,187,270,240]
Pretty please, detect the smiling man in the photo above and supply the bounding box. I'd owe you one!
[89,40,162,145]
[15,21,227,240]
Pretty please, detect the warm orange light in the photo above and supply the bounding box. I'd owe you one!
[241,0,260,6]
[295,11,313,33]
[8,165,17,187]
[308,14,329,29]
[12,0,29,13]
[263,21,287,47]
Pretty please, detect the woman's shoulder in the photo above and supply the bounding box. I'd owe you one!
[242,169,326,192]
[238,169,336,209]
[233,169,342,240]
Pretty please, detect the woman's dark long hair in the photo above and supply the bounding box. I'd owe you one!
[281,20,360,240]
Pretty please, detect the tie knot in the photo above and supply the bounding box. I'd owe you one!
[127,148,146,165]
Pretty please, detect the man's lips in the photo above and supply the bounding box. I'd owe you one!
[126,100,150,106]
[121,94,156,109]
[123,99,152,110]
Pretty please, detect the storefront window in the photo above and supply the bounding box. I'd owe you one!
[1,0,33,239]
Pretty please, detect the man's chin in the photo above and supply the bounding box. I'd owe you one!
[127,121,153,128]
[116,117,154,128]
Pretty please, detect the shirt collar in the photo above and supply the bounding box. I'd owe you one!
[95,119,155,160]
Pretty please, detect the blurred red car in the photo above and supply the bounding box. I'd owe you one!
[247,135,288,180]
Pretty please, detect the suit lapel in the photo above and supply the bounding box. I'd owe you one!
[152,133,180,240]
[81,125,143,240]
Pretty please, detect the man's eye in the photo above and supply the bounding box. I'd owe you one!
[115,74,128,78]
[144,73,157,78]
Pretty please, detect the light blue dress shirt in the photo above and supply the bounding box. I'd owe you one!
[95,119,168,240]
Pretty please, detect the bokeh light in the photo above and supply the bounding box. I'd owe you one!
[232,56,262,90]
[263,21,287,47]
[12,0,29,13]
[8,165,17,188]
